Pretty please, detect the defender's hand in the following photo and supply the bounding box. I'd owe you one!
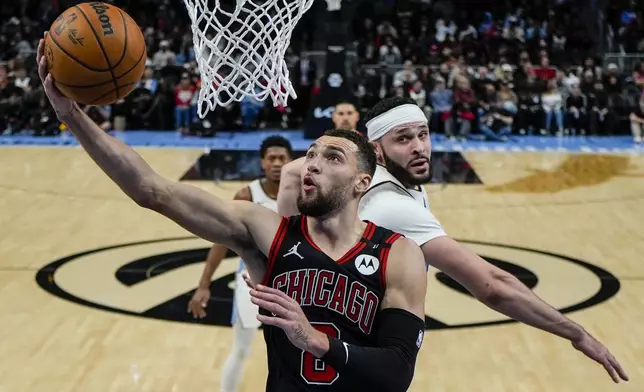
[242,271,256,289]
[250,284,326,355]
[187,287,211,319]
[37,32,77,122]
[571,332,628,383]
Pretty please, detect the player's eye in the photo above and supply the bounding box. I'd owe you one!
[328,155,340,162]
[306,151,315,159]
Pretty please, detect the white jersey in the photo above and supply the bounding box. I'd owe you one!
[359,165,446,247]
[248,179,278,213]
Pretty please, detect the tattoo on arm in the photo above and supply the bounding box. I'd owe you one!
[294,325,309,346]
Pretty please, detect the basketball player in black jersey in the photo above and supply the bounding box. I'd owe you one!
[38,40,426,390]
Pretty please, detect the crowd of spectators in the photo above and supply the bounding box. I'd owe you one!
[1,0,644,143]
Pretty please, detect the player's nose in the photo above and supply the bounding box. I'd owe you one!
[306,161,320,174]
[410,136,426,155]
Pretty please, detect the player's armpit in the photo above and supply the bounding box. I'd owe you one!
[319,237,427,392]
[150,180,283,257]
[276,157,304,217]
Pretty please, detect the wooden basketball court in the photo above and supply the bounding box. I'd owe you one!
[1,146,643,391]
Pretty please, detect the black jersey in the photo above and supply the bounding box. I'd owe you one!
[260,215,403,391]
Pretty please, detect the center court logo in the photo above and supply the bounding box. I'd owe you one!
[35,237,620,330]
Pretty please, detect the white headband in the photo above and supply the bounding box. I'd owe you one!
[366,104,427,141]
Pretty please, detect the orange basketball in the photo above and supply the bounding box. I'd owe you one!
[44,2,147,106]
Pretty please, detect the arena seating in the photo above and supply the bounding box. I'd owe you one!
[1,0,643,144]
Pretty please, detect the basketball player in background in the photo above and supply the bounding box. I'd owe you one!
[277,96,628,383]
[38,36,427,392]
[331,101,360,132]
[188,135,293,392]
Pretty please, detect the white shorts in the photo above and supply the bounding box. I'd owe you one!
[230,267,261,329]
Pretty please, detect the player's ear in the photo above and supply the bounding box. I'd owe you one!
[355,173,371,194]
[371,141,384,165]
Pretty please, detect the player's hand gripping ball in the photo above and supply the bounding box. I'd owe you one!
[44,2,146,105]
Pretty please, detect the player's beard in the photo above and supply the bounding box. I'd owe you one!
[297,182,347,218]
[382,150,432,187]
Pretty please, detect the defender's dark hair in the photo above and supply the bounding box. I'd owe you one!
[363,96,417,124]
[260,135,293,159]
[323,129,377,177]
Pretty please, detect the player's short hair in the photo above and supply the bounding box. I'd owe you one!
[324,129,376,177]
[363,96,417,124]
[260,135,293,159]
[334,100,357,110]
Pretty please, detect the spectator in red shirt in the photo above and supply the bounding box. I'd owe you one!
[534,56,557,81]
[174,73,196,134]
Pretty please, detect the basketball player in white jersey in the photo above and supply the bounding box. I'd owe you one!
[188,135,293,392]
[276,96,628,383]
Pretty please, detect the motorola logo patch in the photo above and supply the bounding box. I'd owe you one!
[354,255,379,276]
[36,237,620,330]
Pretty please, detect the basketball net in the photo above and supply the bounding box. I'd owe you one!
[183,0,315,118]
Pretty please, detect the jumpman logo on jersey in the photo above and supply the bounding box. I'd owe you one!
[284,242,304,260]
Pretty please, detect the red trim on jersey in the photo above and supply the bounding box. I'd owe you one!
[380,233,403,290]
[337,242,367,264]
[301,216,322,252]
[261,217,290,286]
[386,232,402,244]
[301,217,375,263]
[363,221,376,240]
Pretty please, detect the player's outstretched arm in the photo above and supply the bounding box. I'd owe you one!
[276,157,304,217]
[248,237,426,392]
[188,188,253,318]
[423,236,628,383]
[36,34,281,269]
